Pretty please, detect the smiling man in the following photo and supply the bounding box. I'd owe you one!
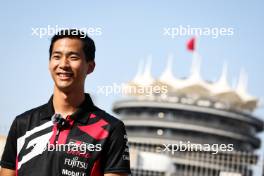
[0,29,131,176]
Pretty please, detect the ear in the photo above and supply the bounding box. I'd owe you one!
[48,59,52,73]
[87,61,95,75]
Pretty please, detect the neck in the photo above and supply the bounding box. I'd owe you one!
[52,86,85,118]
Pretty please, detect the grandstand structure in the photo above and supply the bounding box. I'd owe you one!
[0,135,6,168]
[113,55,264,176]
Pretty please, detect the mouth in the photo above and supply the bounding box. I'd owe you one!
[56,72,74,80]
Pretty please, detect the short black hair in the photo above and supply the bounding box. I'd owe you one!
[49,29,96,62]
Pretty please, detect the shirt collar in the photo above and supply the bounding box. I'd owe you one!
[40,93,96,124]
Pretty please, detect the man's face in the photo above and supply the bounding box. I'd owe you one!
[49,38,94,93]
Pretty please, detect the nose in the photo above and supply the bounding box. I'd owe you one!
[59,57,69,68]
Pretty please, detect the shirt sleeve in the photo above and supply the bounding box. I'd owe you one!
[0,118,17,170]
[102,121,131,174]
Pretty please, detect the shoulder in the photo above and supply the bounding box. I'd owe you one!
[15,103,48,122]
[13,103,51,137]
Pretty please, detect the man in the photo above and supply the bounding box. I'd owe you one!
[0,29,131,176]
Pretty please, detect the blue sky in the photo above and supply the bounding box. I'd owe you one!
[0,0,264,153]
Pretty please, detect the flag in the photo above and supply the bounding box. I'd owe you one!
[187,37,195,51]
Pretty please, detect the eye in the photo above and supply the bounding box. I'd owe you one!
[70,55,80,60]
[52,55,61,60]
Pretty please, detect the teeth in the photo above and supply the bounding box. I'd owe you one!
[58,73,72,77]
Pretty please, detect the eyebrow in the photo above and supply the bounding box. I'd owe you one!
[51,51,81,57]
[66,51,81,57]
[51,51,62,55]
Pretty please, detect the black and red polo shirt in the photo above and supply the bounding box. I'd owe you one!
[0,93,131,176]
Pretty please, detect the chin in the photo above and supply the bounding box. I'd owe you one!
[55,84,73,92]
